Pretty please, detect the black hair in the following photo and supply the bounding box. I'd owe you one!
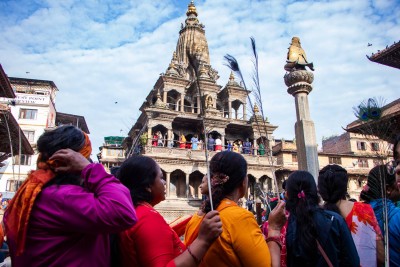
[37,125,86,161]
[202,151,247,213]
[318,164,348,214]
[40,125,86,187]
[362,164,395,202]
[286,171,320,263]
[117,155,159,206]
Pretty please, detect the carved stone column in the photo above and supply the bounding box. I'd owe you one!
[163,91,167,103]
[180,94,184,112]
[167,129,173,147]
[285,69,319,182]
[197,95,201,114]
[185,173,190,198]
[228,101,232,118]
[243,103,247,120]
[147,127,152,146]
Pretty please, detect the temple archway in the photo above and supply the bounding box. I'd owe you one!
[259,175,269,192]
[170,169,186,198]
[231,99,244,119]
[189,171,203,199]
[247,174,256,198]
[184,99,192,113]
[166,90,180,111]
[151,124,168,146]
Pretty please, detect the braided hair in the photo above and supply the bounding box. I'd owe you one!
[362,164,395,202]
[202,151,247,213]
[318,164,348,214]
[286,171,320,264]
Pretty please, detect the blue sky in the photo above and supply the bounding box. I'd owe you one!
[0,0,399,158]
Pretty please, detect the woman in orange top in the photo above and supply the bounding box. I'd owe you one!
[184,151,286,267]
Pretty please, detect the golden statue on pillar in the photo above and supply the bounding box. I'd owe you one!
[284,37,314,71]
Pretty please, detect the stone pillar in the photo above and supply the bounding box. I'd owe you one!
[228,101,232,118]
[180,94,184,112]
[285,69,319,183]
[253,139,258,155]
[147,127,152,146]
[163,91,167,103]
[167,129,173,147]
[197,95,201,114]
[185,173,190,198]
[243,103,247,120]
[166,172,171,198]
[191,103,194,113]
[235,109,238,119]
[221,134,225,150]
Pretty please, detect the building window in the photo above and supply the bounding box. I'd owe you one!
[358,158,369,168]
[292,154,298,162]
[357,141,366,151]
[329,157,342,165]
[19,109,37,120]
[371,142,379,151]
[6,180,23,192]
[22,130,35,142]
[106,149,124,157]
[14,154,32,165]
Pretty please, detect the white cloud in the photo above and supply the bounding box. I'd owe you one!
[0,0,399,158]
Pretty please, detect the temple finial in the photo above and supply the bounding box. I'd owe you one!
[254,104,259,114]
[229,71,235,81]
[186,1,198,17]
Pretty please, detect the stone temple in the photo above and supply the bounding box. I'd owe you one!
[125,1,279,222]
[118,1,392,222]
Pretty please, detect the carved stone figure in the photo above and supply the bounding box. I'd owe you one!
[206,95,213,109]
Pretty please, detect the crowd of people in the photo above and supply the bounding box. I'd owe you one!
[151,132,267,155]
[0,125,399,266]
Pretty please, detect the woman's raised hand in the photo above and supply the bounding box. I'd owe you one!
[268,201,286,232]
[198,210,223,245]
[49,149,90,173]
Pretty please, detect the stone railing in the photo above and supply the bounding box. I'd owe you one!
[143,146,277,166]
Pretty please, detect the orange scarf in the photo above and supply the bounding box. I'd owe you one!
[169,214,193,237]
[4,132,92,256]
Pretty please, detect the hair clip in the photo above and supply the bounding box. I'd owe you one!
[297,190,305,199]
[211,173,230,186]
